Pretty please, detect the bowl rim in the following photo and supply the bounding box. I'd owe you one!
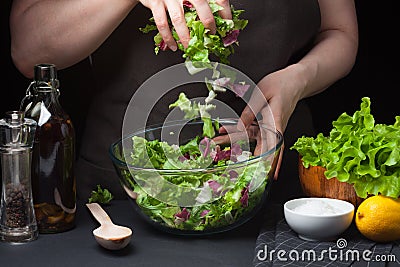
[109,118,283,173]
[284,197,355,218]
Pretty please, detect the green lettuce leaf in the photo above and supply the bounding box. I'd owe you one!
[88,185,114,204]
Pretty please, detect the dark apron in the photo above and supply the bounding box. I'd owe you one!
[76,0,321,203]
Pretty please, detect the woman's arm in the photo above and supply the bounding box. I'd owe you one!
[233,0,358,179]
[296,0,359,99]
[10,0,139,78]
[240,0,359,134]
[10,0,231,78]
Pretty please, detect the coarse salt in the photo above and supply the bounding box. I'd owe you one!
[293,200,343,215]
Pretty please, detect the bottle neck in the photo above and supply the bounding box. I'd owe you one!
[22,84,65,121]
[33,86,60,106]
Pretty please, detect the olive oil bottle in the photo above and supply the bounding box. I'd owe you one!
[21,63,76,233]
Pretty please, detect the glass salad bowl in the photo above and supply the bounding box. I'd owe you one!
[109,119,283,235]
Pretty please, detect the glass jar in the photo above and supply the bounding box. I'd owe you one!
[21,63,76,233]
[0,111,38,242]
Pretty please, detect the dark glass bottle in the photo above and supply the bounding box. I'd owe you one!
[21,63,76,233]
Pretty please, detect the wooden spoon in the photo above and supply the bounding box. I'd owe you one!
[86,203,132,250]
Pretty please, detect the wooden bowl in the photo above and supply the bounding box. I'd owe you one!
[298,157,364,208]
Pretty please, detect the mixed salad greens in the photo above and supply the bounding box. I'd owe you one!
[291,97,400,199]
[139,0,248,65]
[119,1,272,232]
[141,0,250,138]
[122,132,270,231]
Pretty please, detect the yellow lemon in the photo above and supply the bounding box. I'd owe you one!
[355,195,400,243]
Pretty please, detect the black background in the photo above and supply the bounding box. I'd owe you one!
[0,1,397,145]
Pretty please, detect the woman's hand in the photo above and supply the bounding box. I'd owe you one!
[139,0,232,50]
[240,64,306,136]
[237,64,308,179]
[211,66,306,180]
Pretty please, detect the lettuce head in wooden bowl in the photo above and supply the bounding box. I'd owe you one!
[291,97,400,207]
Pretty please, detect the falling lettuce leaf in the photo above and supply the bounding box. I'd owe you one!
[169,92,217,138]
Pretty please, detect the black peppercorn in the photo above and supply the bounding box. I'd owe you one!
[4,183,28,228]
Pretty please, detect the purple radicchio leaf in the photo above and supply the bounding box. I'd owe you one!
[231,83,250,97]
[199,137,211,157]
[183,1,193,8]
[209,145,219,160]
[214,77,231,87]
[178,156,187,162]
[158,40,168,51]
[174,208,190,224]
[178,152,190,162]
[228,170,239,180]
[222,30,240,47]
[231,143,243,155]
[240,186,249,207]
[207,180,222,194]
[230,143,243,162]
[213,148,231,163]
[200,209,210,218]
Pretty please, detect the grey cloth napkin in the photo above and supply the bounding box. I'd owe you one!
[253,204,400,267]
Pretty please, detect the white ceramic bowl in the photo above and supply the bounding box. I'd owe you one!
[284,197,355,241]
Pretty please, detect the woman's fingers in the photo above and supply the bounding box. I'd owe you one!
[214,124,259,145]
[239,86,268,130]
[166,0,190,48]
[189,0,216,34]
[274,143,284,180]
[144,0,229,50]
[213,130,250,145]
[259,106,283,180]
[216,0,232,19]
[214,118,283,181]
[151,2,178,51]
